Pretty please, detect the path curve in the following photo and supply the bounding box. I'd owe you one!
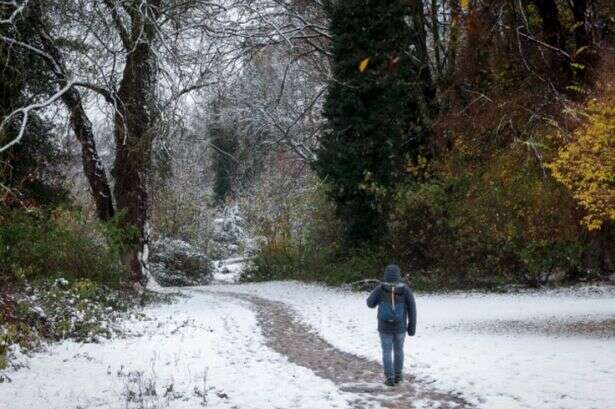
[204,290,472,409]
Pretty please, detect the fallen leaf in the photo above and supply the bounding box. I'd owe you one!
[359,58,370,73]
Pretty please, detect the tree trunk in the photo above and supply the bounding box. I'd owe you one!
[112,42,156,285]
[106,0,162,286]
[445,0,461,84]
[569,0,598,79]
[409,0,438,112]
[62,92,115,221]
[32,5,115,221]
[430,0,442,81]
[532,0,563,49]
[570,0,590,50]
[531,0,568,75]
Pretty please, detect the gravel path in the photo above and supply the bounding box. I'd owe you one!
[208,290,471,409]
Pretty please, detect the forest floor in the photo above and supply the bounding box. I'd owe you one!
[1,282,614,409]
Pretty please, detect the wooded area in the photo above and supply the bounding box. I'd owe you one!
[1,0,614,290]
[1,3,615,406]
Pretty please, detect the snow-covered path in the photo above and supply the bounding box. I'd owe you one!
[208,290,468,409]
[2,282,614,409]
[206,282,615,409]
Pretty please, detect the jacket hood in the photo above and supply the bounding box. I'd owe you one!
[383,264,401,283]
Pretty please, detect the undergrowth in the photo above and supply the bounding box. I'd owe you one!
[0,279,173,376]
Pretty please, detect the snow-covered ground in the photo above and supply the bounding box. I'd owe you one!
[0,290,352,409]
[209,282,615,409]
[212,257,248,284]
[2,282,614,409]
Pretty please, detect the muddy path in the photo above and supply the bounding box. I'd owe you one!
[202,290,472,409]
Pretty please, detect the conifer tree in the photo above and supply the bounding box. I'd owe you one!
[314,0,434,247]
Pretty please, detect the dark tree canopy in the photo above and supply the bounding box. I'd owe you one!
[314,0,434,247]
[0,12,68,210]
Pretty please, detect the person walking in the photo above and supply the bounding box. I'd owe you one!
[366,264,417,386]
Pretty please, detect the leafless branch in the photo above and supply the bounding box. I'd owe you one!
[0,82,76,153]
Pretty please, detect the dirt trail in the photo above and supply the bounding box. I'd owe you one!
[206,290,472,409]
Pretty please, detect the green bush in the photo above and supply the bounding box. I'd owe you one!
[0,209,128,287]
[245,239,384,286]
[318,250,383,285]
[245,235,302,282]
[519,241,587,282]
[388,146,594,288]
[0,277,151,370]
[242,186,386,285]
[245,145,599,289]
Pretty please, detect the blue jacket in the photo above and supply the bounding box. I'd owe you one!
[367,283,417,335]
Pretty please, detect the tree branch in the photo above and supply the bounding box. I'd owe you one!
[102,0,132,49]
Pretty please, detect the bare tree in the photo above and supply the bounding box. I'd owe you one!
[1,0,224,284]
[27,3,116,221]
[213,0,331,162]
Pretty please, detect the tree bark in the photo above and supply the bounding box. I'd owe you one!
[409,0,438,113]
[112,52,154,284]
[569,0,598,79]
[445,0,461,84]
[531,0,568,74]
[111,1,160,285]
[570,0,590,50]
[32,5,115,221]
[531,0,564,50]
[62,91,115,221]
[430,0,442,81]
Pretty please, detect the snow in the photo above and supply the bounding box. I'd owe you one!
[209,204,255,284]
[2,282,614,409]
[1,290,352,409]
[55,277,69,287]
[208,282,615,409]
[212,257,249,284]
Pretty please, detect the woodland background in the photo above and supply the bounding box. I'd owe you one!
[1,0,614,295]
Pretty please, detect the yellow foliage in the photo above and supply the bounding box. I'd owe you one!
[405,155,430,179]
[548,100,615,230]
[460,0,470,11]
[358,58,370,73]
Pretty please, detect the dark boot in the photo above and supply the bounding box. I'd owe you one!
[394,375,403,384]
[384,378,395,387]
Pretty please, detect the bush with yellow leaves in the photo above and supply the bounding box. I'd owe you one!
[548,100,615,230]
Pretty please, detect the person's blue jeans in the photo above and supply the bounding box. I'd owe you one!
[379,332,405,379]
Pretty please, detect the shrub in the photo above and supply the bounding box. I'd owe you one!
[245,235,302,282]
[548,98,615,230]
[0,209,127,287]
[318,250,384,285]
[0,278,150,370]
[245,239,384,286]
[389,145,590,287]
[243,182,388,285]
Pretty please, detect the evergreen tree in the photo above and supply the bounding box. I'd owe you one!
[0,13,68,210]
[314,0,434,247]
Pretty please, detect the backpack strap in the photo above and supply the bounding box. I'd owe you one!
[391,289,395,310]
